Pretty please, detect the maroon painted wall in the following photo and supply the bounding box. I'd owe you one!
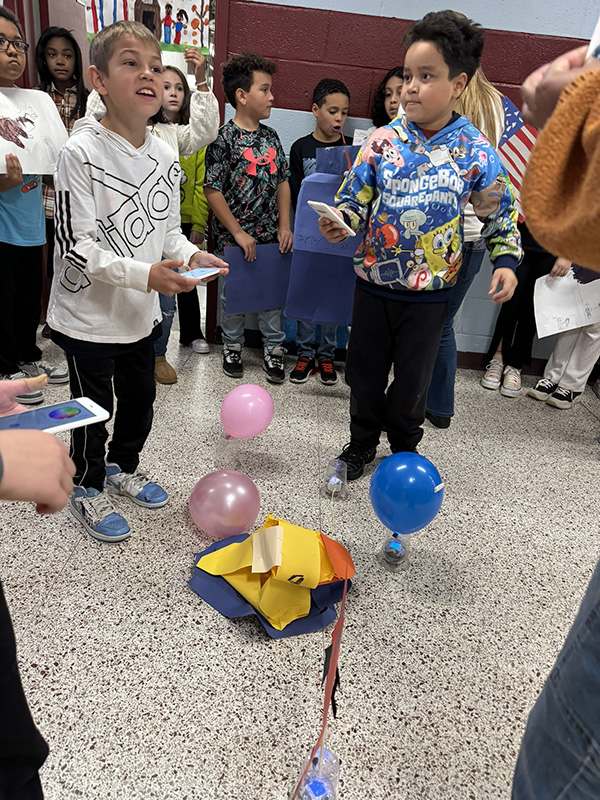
[218,0,587,115]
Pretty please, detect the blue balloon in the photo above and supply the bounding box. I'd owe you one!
[369,453,444,534]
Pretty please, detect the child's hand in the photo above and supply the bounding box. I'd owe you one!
[0,154,23,192]
[550,257,572,277]
[318,213,348,243]
[278,227,293,253]
[184,48,207,86]
[189,230,205,246]
[148,258,200,295]
[234,230,257,261]
[488,267,518,304]
[188,251,229,282]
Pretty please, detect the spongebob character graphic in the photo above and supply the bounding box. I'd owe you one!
[399,208,427,240]
[405,247,432,289]
[419,216,463,286]
[371,138,404,167]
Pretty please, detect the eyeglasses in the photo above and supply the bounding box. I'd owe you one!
[0,37,29,55]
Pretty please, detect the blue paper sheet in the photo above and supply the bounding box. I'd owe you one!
[188,533,350,639]
[224,243,292,315]
[315,144,360,175]
[293,174,360,258]
[285,250,357,327]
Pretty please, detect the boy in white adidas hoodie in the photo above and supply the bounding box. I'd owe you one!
[47,21,228,542]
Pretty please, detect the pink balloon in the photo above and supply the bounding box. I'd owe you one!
[189,470,260,539]
[220,383,274,439]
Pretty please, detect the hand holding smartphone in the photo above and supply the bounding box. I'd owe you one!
[0,398,109,434]
[307,201,356,237]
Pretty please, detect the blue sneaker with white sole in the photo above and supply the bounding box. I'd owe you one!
[70,487,131,542]
[105,463,169,508]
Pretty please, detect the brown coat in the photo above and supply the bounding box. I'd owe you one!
[522,69,600,270]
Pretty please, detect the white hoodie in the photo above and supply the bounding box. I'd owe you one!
[47,116,198,344]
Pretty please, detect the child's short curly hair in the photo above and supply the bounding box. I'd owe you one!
[404,10,483,83]
[221,51,277,108]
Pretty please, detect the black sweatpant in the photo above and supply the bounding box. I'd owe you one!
[346,287,447,452]
[177,222,204,345]
[66,339,156,491]
[0,243,43,375]
[0,581,48,800]
[487,247,555,369]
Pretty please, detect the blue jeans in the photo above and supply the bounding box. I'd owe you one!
[219,278,284,349]
[154,293,175,358]
[296,320,337,360]
[426,241,487,418]
[512,560,600,799]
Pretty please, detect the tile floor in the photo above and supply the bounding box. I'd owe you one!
[2,329,600,800]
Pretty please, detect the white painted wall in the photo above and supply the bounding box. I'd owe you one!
[248,0,598,39]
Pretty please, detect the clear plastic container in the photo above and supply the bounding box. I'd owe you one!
[382,532,411,569]
[323,459,347,499]
[298,748,339,800]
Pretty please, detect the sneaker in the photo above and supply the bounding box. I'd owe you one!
[263,345,286,384]
[425,410,451,429]
[481,358,504,390]
[527,377,558,402]
[19,360,69,385]
[192,339,210,354]
[546,386,583,409]
[318,358,338,386]
[0,370,44,405]
[223,343,243,378]
[105,463,169,508]
[500,366,522,397]
[70,487,131,542]
[154,355,177,384]
[289,356,315,384]
[337,441,377,481]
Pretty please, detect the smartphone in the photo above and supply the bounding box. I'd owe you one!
[588,14,600,59]
[307,201,356,237]
[178,266,222,280]
[0,397,109,434]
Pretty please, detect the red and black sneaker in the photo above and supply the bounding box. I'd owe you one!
[289,356,315,384]
[318,358,338,385]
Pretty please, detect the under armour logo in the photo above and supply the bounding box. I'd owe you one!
[242,146,277,176]
[287,574,304,585]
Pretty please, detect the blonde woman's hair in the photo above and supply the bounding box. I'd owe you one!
[455,67,503,149]
[90,21,161,75]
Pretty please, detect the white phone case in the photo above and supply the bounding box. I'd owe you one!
[0,397,109,434]
[307,201,356,236]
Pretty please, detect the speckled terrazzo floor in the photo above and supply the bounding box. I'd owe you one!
[2,322,600,800]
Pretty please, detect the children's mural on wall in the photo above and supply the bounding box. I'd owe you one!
[86,0,211,50]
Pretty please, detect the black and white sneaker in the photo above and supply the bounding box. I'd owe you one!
[527,377,558,402]
[263,346,286,384]
[337,441,377,481]
[546,386,582,409]
[222,343,243,378]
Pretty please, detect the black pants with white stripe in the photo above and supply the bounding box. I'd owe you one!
[66,339,156,492]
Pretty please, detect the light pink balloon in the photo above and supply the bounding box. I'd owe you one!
[189,470,261,539]
[220,383,274,439]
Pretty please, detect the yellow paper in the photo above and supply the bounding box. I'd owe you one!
[197,516,342,631]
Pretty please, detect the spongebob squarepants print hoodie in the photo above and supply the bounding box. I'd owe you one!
[335,113,522,301]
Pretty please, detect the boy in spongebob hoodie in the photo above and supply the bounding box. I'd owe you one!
[320,10,522,480]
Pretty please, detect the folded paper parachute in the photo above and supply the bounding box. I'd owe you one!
[188,515,354,638]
